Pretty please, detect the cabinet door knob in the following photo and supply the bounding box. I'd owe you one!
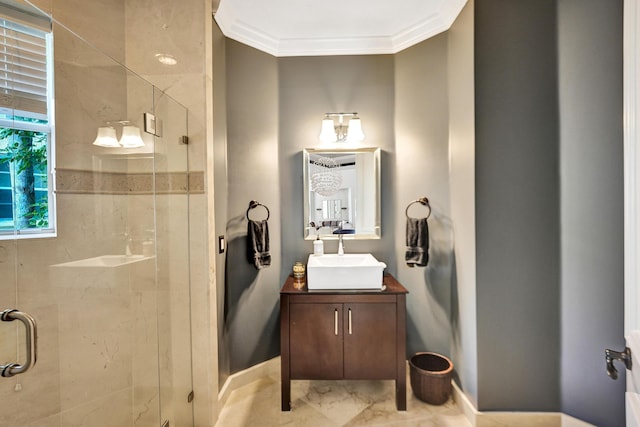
[334,309,338,335]
[348,308,352,335]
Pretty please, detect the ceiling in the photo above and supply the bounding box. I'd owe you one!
[214,0,468,57]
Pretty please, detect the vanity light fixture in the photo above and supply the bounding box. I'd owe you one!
[92,121,145,148]
[319,112,365,143]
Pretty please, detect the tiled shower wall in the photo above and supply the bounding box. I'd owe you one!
[25,0,215,424]
[1,0,214,424]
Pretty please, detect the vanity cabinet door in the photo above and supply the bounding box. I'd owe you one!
[281,276,408,411]
[343,303,397,379]
[289,303,343,379]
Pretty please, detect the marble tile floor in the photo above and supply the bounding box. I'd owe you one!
[216,371,471,427]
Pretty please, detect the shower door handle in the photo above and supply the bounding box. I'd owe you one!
[1,309,37,378]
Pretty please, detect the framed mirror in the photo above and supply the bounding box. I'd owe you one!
[303,147,381,240]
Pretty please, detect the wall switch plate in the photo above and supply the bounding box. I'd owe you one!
[218,235,225,254]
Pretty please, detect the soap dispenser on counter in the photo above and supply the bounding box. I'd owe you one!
[313,235,324,256]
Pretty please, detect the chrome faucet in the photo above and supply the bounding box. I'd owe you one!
[337,234,345,255]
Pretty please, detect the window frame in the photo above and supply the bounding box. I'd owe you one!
[0,26,55,240]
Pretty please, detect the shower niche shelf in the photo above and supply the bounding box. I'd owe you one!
[52,254,154,268]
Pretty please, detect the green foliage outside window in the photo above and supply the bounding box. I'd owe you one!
[0,119,49,229]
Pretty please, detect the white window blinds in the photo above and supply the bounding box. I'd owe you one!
[0,17,48,116]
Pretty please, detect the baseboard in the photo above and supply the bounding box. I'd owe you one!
[220,360,596,427]
[452,382,596,427]
[560,414,598,427]
[218,357,280,410]
[452,381,480,425]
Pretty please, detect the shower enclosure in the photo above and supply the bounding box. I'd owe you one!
[0,4,194,426]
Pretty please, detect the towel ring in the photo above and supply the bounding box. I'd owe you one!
[246,200,270,221]
[405,197,431,220]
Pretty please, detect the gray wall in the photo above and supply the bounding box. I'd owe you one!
[222,39,456,376]
[475,0,561,411]
[278,55,396,277]
[221,39,281,377]
[277,48,458,370]
[474,0,625,421]
[558,1,625,425]
[394,34,455,360]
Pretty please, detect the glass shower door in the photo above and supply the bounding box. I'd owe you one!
[153,87,195,427]
[0,7,193,426]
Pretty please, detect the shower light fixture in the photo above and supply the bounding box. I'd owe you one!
[319,112,365,143]
[92,121,145,148]
[92,126,119,147]
[119,125,145,148]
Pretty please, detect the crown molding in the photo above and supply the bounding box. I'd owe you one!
[392,1,466,53]
[214,5,280,56]
[215,0,468,57]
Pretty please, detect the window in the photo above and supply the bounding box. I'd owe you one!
[0,9,54,239]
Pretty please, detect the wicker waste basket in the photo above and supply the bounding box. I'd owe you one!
[409,352,453,405]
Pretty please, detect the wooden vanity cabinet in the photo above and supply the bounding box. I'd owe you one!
[280,274,408,411]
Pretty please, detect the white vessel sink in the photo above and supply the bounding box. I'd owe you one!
[306,253,386,290]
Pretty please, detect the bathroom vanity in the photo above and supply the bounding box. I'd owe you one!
[280,274,408,411]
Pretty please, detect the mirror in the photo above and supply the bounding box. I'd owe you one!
[303,147,381,240]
